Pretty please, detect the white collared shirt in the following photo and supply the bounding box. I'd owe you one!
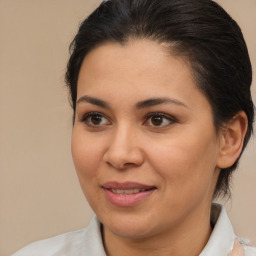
[13,204,256,255]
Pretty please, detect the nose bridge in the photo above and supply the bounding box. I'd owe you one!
[103,122,144,169]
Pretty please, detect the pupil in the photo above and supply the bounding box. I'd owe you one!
[152,116,163,126]
[91,115,102,125]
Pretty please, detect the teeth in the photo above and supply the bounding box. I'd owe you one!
[110,189,147,195]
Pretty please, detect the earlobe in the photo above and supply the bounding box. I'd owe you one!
[216,111,248,169]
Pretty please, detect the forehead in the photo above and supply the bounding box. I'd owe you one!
[76,39,212,114]
[78,40,193,91]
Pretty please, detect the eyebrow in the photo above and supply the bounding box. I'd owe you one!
[77,95,111,109]
[136,97,188,109]
[76,95,188,109]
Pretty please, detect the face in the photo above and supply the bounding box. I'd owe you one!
[72,40,222,240]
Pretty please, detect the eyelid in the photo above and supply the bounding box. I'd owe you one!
[79,111,111,126]
[145,112,176,120]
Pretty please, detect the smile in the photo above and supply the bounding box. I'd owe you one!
[110,188,148,195]
[102,182,156,207]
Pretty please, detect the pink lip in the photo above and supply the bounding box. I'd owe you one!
[102,181,155,190]
[102,181,156,207]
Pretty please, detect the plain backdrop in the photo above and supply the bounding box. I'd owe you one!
[0,1,255,255]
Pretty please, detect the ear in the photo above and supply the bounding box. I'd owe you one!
[217,111,248,169]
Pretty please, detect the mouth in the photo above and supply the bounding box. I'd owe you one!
[109,188,151,195]
[102,182,157,207]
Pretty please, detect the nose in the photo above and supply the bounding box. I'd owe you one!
[103,125,144,170]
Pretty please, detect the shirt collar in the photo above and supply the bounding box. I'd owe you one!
[83,215,106,255]
[200,203,235,256]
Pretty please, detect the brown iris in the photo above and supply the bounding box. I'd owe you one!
[151,116,164,126]
[91,115,103,125]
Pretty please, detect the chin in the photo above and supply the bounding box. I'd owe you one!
[107,223,153,239]
[99,210,158,239]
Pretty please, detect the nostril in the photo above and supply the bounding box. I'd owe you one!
[105,160,133,170]
[123,162,141,168]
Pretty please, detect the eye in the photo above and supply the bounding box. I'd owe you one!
[80,112,111,127]
[144,112,176,127]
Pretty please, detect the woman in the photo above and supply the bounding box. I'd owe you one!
[14,0,255,255]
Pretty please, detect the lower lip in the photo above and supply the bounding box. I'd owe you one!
[103,188,155,207]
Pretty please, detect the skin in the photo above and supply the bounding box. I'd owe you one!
[71,39,247,256]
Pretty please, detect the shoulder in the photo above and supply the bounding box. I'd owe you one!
[12,228,87,256]
[12,216,106,256]
[232,239,256,256]
[244,244,256,256]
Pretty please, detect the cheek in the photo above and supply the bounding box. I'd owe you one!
[146,130,219,193]
[71,129,102,179]
[71,129,106,208]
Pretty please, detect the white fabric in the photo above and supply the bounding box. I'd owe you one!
[13,204,256,256]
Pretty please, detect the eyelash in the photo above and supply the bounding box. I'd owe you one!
[79,111,177,128]
[80,112,111,127]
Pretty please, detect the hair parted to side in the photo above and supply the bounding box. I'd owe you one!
[65,0,254,198]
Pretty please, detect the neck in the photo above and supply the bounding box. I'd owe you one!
[103,205,213,256]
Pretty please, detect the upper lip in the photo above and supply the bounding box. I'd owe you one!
[102,181,156,190]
